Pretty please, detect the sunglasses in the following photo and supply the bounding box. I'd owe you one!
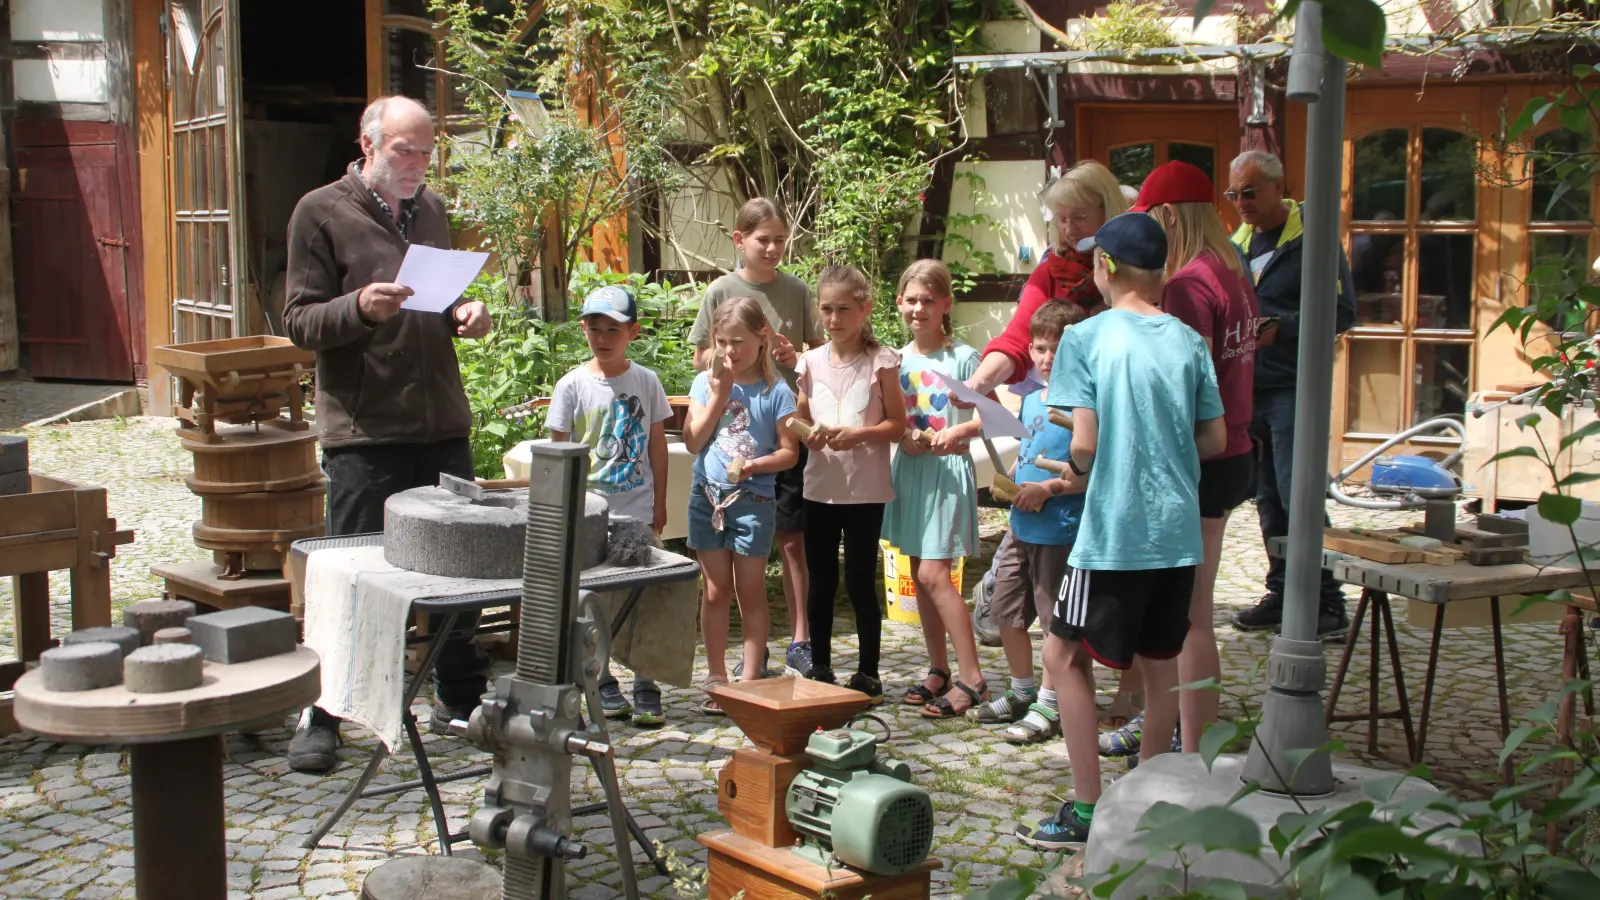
[1224,187,1259,202]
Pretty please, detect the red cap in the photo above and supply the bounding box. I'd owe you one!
[1128,161,1214,212]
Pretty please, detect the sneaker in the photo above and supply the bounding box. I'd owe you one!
[631,685,664,728]
[969,689,1034,724]
[1099,713,1143,757]
[1015,802,1091,850]
[1231,593,1283,631]
[598,679,633,719]
[971,574,1003,647]
[1316,607,1350,642]
[806,666,837,685]
[287,710,343,773]
[846,672,884,705]
[785,641,814,676]
[732,648,774,680]
[1003,703,1060,744]
[430,700,478,736]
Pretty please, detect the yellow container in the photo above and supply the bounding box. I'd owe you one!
[879,540,964,625]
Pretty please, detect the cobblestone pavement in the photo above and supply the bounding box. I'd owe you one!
[0,418,1585,899]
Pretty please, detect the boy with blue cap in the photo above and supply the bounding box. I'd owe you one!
[549,284,673,726]
[1016,213,1227,849]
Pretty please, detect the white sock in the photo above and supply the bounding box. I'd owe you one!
[1011,676,1038,695]
[1039,688,1059,710]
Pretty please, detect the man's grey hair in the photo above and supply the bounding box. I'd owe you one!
[1230,149,1284,182]
[359,95,430,147]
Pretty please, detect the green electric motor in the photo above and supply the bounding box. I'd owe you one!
[785,727,934,876]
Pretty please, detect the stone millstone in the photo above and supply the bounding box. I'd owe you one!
[186,606,296,663]
[40,642,124,691]
[123,599,198,646]
[383,486,609,578]
[124,644,205,693]
[60,625,141,659]
[153,627,192,645]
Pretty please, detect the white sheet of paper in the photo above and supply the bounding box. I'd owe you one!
[924,371,1031,440]
[394,244,489,312]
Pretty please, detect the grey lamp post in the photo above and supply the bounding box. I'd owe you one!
[1242,0,1345,796]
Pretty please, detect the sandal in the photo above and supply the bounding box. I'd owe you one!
[1098,713,1143,757]
[901,667,950,706]
[700,678,728,716]
[922,679,988,719]
[969,689,1035,724]
[1004,703,1061,744]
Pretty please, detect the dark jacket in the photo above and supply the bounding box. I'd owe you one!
[1230,200,1356,393]
[283,168,471,448]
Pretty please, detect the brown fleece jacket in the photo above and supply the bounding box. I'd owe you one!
[282,169,472,448]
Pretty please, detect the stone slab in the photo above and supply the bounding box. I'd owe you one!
[1084,753,1467,899]
[122,600,196,646]
[152,628,191,646]
[39,643,123,692]
[185,607,295,664]
[59,626,141,659]
[0,435,25,475]
[360,856,500,900]
[0,470,27,496]
[383,486,608,578]
[123,644,205,693]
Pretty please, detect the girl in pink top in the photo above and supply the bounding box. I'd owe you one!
[794,266,908,702]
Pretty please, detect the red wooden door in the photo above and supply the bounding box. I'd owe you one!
[12,121,135,381]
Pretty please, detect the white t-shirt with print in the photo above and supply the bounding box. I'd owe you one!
[547,362,672,523]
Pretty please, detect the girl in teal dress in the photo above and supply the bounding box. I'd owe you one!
[881,260,989,718]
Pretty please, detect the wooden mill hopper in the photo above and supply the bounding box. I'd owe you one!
[151,336,314,442]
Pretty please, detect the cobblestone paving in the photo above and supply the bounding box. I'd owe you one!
[0,418,1585,898]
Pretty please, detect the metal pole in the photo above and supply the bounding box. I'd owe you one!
[1243,1,1343,795]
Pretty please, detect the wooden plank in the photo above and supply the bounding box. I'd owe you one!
[716,748,808,848]
[70,487,112,630]
[11,572,52,663]
[1323,528,1421,564]
[133,0,172,413]
[0,85,17,373]
[0,541,79,575]
[0,481,78,539]
[699,830,939,899]
[0,662,27,693]
[0,529,78,550]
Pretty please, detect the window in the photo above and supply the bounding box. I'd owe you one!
[984,69,1046,137]
[1107,140,1217,191]
[1527,130,1597,333]
[1344,127,1479,437]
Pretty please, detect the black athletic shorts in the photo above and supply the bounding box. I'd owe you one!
[1198,451,1255,519]
[1050,566,1196,669]
[775,443,807,533]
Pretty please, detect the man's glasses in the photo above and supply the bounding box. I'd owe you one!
[1224,187,1258,203]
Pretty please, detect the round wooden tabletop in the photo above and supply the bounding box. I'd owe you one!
[14,646,320,744]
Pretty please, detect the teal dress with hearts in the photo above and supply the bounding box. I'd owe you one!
[881,341,981,560]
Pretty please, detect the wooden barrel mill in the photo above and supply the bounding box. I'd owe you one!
[183,424,324,577]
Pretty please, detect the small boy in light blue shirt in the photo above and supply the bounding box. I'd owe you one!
[1017,213,1226,852]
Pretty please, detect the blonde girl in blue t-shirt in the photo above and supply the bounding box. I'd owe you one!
[880,260,989,718]
[683,297,799,714]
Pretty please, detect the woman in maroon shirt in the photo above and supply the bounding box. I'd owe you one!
[1133,161,1259,753]
[965,160,1128,395]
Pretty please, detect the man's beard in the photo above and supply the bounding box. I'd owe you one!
[366,154,422,200]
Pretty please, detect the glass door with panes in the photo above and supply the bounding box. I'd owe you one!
[1525,128,1598,333]
[1343,125,1480,441]
[1078,105,1242,228]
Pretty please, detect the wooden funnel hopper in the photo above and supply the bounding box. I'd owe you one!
[710,677,871,755]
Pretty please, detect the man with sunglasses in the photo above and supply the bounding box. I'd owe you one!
[1225,150,1356,640]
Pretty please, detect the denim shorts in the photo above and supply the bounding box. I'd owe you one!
[687,480,776,558]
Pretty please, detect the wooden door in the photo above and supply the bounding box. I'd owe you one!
[11,122,135,381]
[1078,104,1242,228]
[167,0,247,346]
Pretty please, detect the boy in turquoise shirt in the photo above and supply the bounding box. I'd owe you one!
[1017,213,1227,850]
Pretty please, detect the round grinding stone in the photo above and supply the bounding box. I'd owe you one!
[123,599,198,646]
[124,644,205,693]
[40,642,124,692]
[60,625,141,659]
[383,487,609,578]
[153,627,192,645]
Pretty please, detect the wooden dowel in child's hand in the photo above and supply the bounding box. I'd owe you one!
[785,418,818,439]
[1033,454,1072,476]
[711,347,725,377]
[990,474,1020,503]
[910,429,934,446]
[725,456,745,482]
[1048,409,1073,430]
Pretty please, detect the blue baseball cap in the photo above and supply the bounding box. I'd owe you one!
[1075,212,1168,272]
[579,285,637,323]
